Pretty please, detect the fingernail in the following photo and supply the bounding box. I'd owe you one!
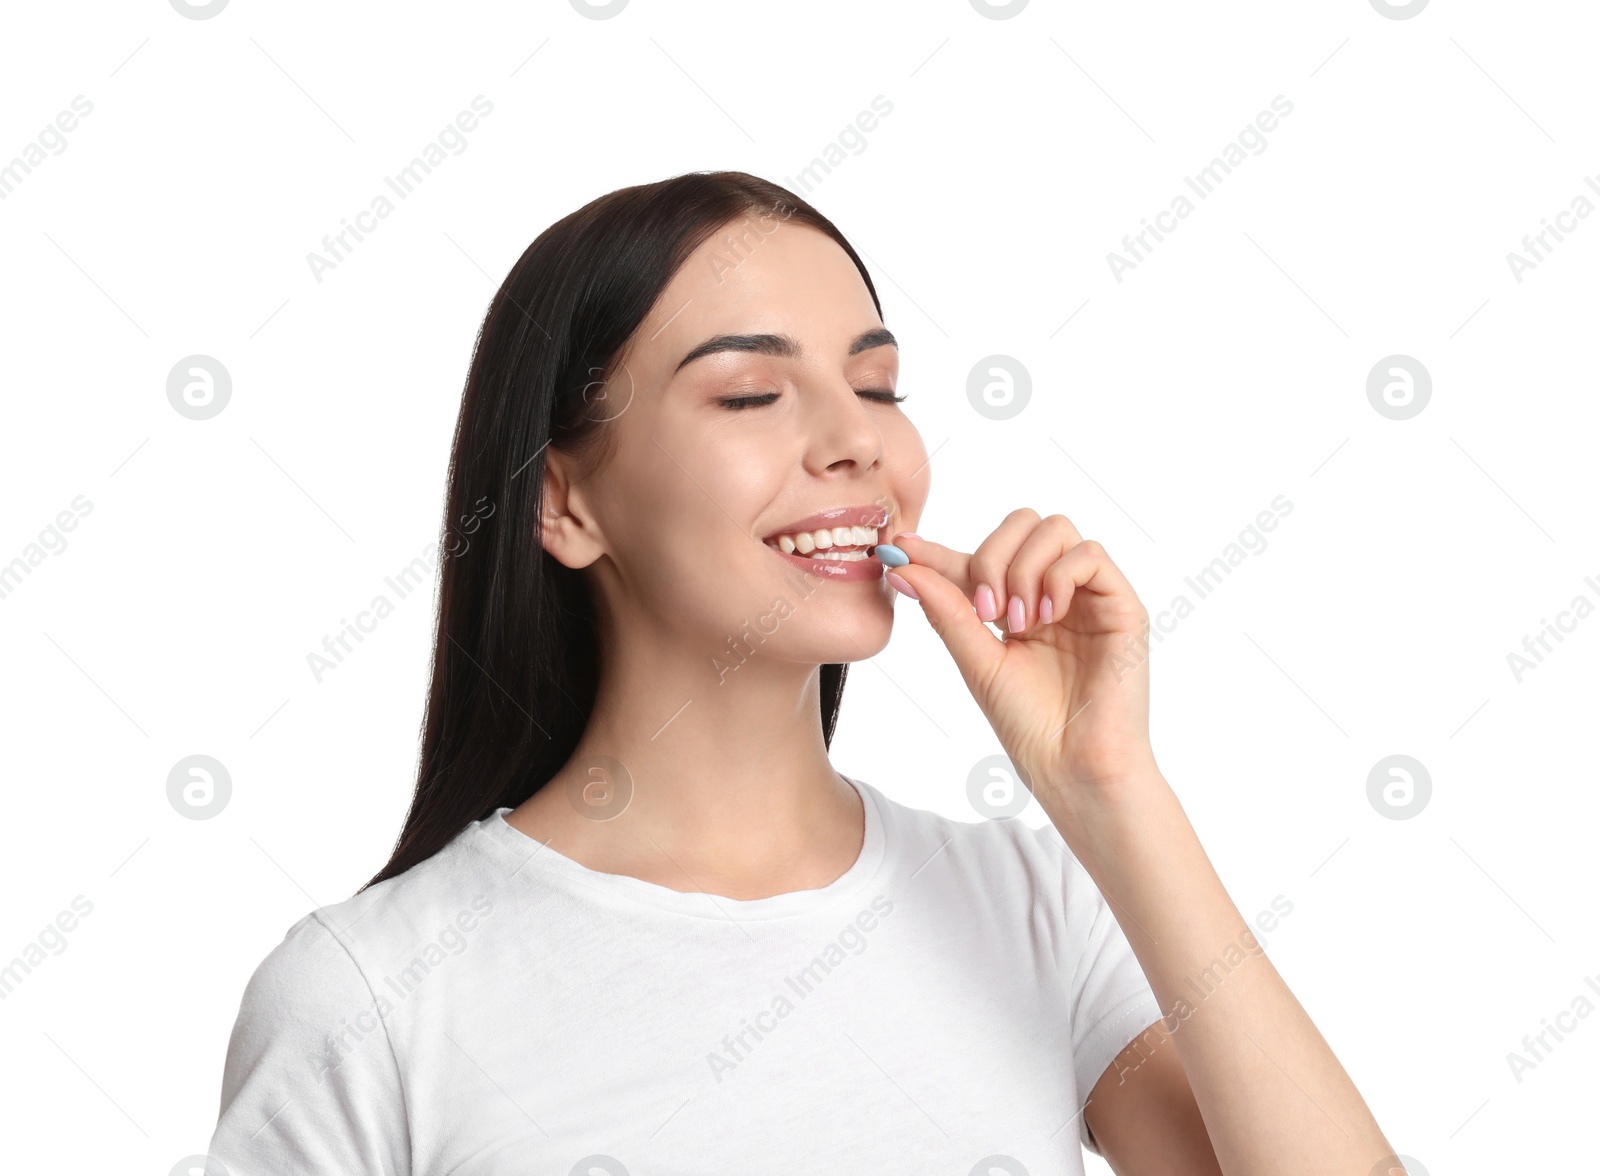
[1039,594,1053,625]
[974,584,997,622]
[886,572,918,600]
[893,532,919,541]
[1007,594,1025,633]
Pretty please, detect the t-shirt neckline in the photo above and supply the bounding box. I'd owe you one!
[474,774,886,921]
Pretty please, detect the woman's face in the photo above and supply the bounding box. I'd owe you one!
[550,215,931,670]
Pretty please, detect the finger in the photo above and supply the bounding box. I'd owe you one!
[1041,539,1146,631]
[885,554,1007,699]
[884,532,975,597]
[1000,514,1083,633]
[968,507,1047,625]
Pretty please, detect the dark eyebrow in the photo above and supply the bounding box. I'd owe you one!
[674,327,897,373]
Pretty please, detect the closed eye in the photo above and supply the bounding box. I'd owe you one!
[718,389,907,410]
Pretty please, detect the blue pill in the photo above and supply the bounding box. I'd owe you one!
[875,544,909,567]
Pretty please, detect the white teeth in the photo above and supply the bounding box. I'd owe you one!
[765,519,888,561]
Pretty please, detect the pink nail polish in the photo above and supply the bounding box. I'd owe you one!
[886,572,918,600]
[1039,595,1053,625]
[974,584,997,622]
[1007,594,1024,633]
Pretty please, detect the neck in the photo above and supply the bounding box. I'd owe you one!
[531,617,859,885]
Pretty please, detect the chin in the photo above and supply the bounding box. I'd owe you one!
[812,609,896,663]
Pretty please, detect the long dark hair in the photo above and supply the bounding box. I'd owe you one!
[361,171,883,891]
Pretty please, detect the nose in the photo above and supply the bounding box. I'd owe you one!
[801,377,884,475]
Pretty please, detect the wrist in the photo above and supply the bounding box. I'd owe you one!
[1034,767,1178,867]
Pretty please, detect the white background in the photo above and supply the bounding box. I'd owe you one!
[1,1,1595,1172]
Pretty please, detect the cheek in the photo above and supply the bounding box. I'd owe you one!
[659,401,796,499]
[884,419,932,515]
[600,484,776,618]
[712,428,795,496]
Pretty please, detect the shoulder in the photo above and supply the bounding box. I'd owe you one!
[227,815,506,1048]
[233,908,371,1029]
[211,906,414,1172]
[207,819,503,1173]
[853,776,1101,912]
[286,814,508,972]
[856,774,1079,860]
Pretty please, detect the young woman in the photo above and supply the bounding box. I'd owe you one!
[207,171,1397,1175]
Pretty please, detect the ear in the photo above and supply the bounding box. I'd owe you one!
[539,449,603,570]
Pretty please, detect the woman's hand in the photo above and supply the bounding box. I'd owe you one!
[884,509,1159,814]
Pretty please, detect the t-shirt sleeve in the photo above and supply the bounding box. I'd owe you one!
[206,911,411,1176]
[1032,822,1165,1158]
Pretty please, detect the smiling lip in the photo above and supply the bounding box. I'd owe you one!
[760,504,891,543]
[760,503,894,584]
[765,543,888,582]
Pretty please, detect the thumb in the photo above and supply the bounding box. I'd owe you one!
[883,549,1007,694]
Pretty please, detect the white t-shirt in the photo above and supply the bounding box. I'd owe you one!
[207,775,1163,1175]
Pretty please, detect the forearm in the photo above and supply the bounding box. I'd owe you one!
[1043,773,1394,1176]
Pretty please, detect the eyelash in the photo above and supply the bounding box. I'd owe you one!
[719,389,907,410]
